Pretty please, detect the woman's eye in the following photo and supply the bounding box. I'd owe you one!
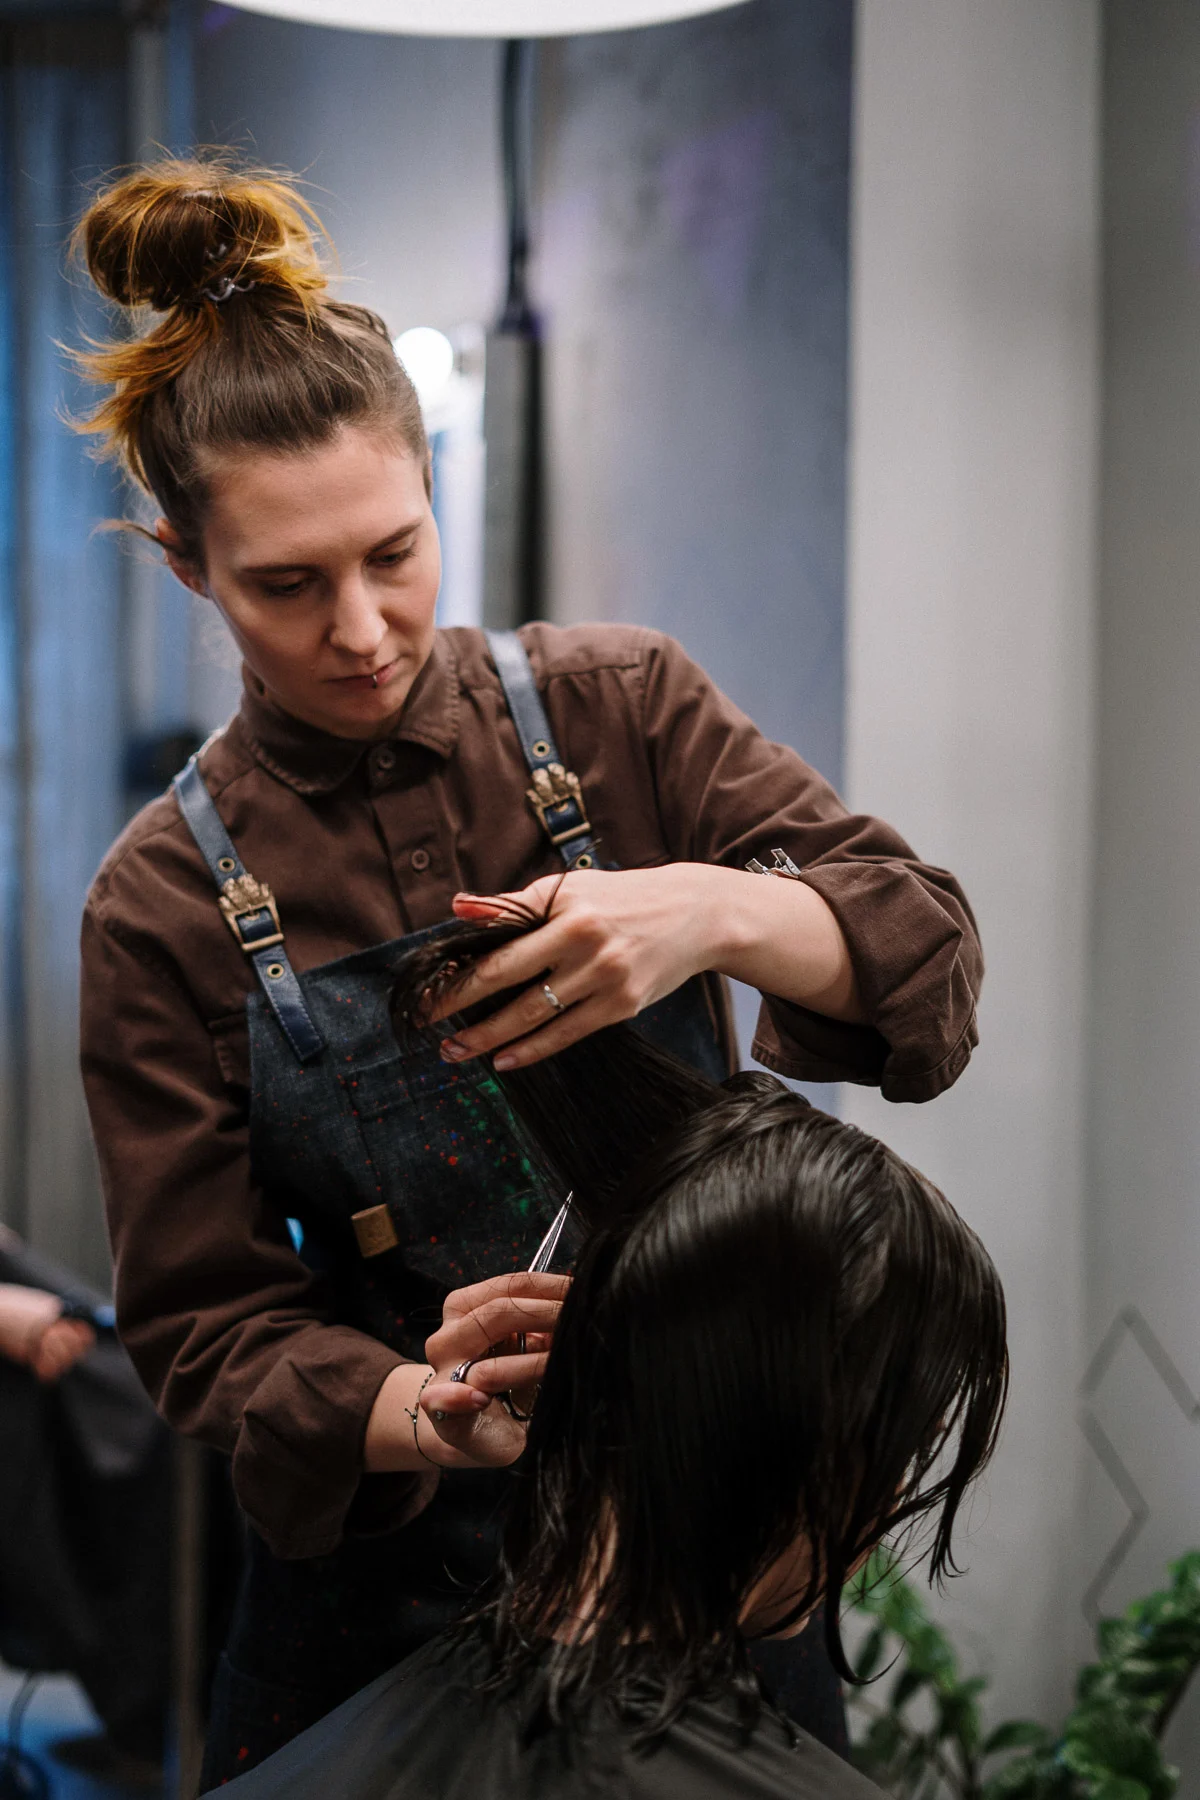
[373,546,416,570]
[261,577,309,598]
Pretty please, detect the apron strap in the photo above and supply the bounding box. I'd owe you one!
[173,758,326,1064]
[485,630,602,871]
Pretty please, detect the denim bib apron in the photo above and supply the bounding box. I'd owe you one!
[175,634,845,1783]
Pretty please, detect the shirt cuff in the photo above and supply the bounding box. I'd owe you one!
[753,859,981,1104]
[232,1326,421,1560]
[751,998,890,1088]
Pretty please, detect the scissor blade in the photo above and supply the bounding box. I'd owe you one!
[529,1193,573,1274]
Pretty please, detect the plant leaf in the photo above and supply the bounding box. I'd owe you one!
[984,1720,1053,1754]
[854,1624,888,1683]
[891,1667,928,1710]
[982,1751,1067,1799]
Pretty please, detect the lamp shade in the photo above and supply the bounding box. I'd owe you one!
[218,0,751,36]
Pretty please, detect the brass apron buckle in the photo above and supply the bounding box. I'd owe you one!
[219,874,285,953]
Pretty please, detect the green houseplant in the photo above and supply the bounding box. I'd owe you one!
[845,1549,1200,1800]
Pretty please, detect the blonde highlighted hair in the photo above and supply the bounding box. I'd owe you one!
[72,154,427,562]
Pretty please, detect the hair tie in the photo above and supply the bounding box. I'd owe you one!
[201,274,256,305]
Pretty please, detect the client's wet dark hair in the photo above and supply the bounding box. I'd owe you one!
[392,911,1008,1739]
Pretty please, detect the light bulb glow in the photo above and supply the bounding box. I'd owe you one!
[219,0,751,37]
[394,327,456,409]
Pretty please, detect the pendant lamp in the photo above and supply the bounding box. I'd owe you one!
[219,0,750,35]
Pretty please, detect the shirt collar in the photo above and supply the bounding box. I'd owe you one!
[237,632,462,794]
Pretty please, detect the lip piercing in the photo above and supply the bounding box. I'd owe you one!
[371,671,379,689]
[542,983,566,1015]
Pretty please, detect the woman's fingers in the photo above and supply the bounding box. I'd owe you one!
[420,1377,493,1418]
[438,1270,568,1322]
[31,1320,94,1383]
[426,1294,564,1371]
[439,968,591,1064]
[489,996,623,1072]
[427,916,575,1031]
[443,1349,549,1394]
[0,1285,65,1369]
[420,1272,567,1456]
[421,1349,548,1422]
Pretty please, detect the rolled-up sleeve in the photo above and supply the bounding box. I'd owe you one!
[80,903,428,1559]
[638,633,982,1102]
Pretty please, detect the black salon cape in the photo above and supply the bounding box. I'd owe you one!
[211,1627,880,1800]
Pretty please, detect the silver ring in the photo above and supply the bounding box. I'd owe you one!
[450,1358,478,1383]
[542,982,566,1015]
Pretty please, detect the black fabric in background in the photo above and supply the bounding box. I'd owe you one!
[0,1230,243,1760]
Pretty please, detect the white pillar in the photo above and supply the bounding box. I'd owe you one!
[844,0,1101,1722]
[1086,5,1200,1783]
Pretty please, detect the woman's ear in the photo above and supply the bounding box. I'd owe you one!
[155,519,209,598]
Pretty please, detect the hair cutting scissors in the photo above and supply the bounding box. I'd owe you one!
[447,1193,574,1419]
[526,1192,574,1276]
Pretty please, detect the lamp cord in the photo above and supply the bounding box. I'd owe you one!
[500,38,536,333]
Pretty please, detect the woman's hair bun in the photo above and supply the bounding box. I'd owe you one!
[78,154,329,314]
[70,151,424,554]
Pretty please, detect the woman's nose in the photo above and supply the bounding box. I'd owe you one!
[328,578,388,660]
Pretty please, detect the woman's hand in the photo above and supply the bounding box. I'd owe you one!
[363,1271,568,1473]
[419,1270,569,1465]
[0,1285,95,1382]
[427,863,863,1073]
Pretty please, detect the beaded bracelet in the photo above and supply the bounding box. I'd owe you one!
[403,1368,440,1466]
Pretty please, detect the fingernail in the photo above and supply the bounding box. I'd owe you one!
[493,1053,516,1072]
[440,1039,469,1062]
[471,1390,490,1409]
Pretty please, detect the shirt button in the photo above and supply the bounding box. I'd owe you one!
[410,847,430,872]
[372,746,396,775]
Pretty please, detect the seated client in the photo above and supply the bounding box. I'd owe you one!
[214,955,1008,1800]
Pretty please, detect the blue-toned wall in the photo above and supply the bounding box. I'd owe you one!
[0,41,129,1286]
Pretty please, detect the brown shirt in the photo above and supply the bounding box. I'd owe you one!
[80,623,982,1559]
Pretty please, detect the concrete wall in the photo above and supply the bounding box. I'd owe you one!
[843,0,1102,1730]
[534,0,850,769]
[1086,1,1200,1778]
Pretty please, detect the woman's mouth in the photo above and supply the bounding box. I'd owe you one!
[331,658,399,693]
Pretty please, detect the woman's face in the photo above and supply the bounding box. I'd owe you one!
[160,425,441,739]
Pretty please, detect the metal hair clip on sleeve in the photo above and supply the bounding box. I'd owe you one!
[746,847,804,879]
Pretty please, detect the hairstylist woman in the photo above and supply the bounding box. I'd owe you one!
[76,159,983,1786]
